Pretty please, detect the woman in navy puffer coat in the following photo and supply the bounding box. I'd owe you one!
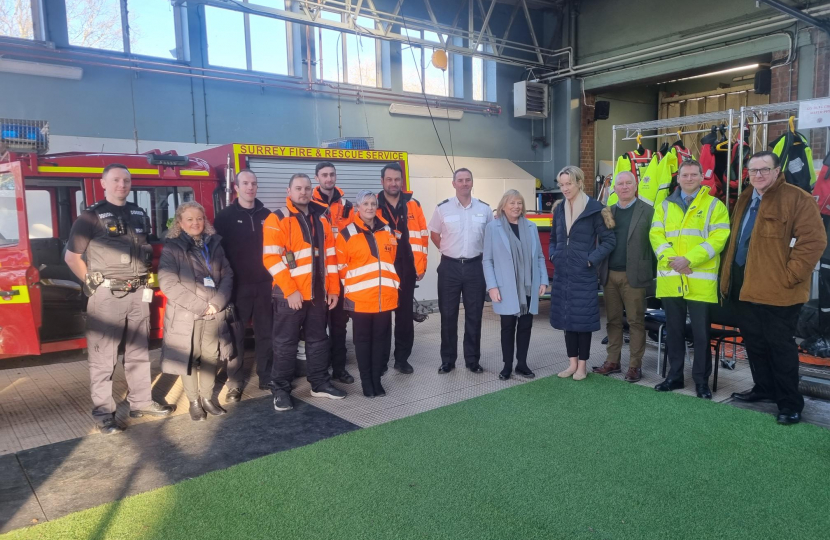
[549,166,615,381]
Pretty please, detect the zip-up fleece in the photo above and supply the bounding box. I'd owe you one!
[263,199,340,300]
[336,216,400,313]
[313,186,356,238]
[214,198,273,284]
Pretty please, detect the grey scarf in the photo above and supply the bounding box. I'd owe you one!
[501,215,534,316]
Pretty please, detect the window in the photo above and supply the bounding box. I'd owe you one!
[472,44,497,102]
[316,11,378,87]
[205,1,291,75]
[25,190,53,238]
[0,0,34,39]
[66,0,124,52]
[0,174,20,246]
[127,186,195,240]
[125,0,177,59]
[401,29,449,97]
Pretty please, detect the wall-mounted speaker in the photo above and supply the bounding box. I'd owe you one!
[594,100,610,120]
[754,69,771,95]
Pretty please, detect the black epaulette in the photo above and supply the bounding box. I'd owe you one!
[478,199,490,207]
[275,208,287,220]
[412,198,421,207]
[437,199,450,207]
[86,199,107,212]
[342,199,353,218]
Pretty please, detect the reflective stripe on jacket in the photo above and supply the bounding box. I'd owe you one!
[378,191,429,275]
[649,185,730,302]
[313,186,356,238]
[262,199,340,300]
[336,217,400,313]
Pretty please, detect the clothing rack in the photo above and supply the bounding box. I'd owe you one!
[612,97,830,208]
[611,109,737,209]
[738,97,830,199]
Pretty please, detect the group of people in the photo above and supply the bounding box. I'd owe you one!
[554,151,825,426]
[66,149,825,434]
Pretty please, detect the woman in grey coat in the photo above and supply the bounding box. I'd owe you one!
[483,190,549,380]
[159,202,234,421]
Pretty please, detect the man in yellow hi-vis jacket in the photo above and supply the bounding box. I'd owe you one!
[650,160,730,399]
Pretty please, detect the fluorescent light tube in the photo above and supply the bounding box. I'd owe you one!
[389,103,463,120]
[0,58,83,80]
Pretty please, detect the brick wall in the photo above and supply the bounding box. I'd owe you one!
[580,93,596,196]
[769,30,829,152]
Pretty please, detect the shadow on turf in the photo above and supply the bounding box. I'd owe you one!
[2,312,357,537]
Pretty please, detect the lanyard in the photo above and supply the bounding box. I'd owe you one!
[200,244,212,273]
[385,202,402,230]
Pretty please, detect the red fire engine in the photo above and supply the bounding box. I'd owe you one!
[1,125,552,360]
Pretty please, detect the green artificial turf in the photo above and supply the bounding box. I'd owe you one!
[5,375,830,540]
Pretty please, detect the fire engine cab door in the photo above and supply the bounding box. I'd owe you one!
[0,163,41,357]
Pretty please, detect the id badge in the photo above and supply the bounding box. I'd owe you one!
[142,288,154,303]
[314,247,320,257]
[203,277,216,288]
[394,230,402,240]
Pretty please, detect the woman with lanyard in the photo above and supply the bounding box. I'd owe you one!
[159,201,236,421]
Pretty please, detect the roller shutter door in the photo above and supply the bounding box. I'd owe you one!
[248,158,387,211]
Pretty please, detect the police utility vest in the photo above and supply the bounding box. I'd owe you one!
[85,200,153,279]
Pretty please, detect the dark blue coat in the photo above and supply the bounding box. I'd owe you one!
[549,196,616,332]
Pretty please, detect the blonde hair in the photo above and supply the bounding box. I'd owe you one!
[495,189,526,218]
[166,201,215,239]
[557,165,585,191]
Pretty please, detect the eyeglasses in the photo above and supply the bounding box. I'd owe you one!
[747,167,775,176]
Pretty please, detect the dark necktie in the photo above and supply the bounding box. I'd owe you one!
[735,198,759,266]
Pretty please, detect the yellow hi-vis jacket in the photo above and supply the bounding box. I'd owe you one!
[609,154,673,207]
[649,186,730,302]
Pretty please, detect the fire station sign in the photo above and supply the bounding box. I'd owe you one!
[798,98,830,130]
[236,144,407,162]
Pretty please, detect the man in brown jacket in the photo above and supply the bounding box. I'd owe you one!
[720,151,827,425]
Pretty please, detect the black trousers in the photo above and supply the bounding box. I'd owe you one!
[437,256,486,366]
[352,311,392,393]
[663,297,712,385]
[226,280,273,388]
[732,264,804,412]
[182,318,221,401]
[328,287,349,374]
[564,331,592,360]
[393,260,416,365]
[270,283,331,394]
[501,309,533,367]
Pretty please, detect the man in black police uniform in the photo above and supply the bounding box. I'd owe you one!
[214,169,273,401]
[65,164,173,434]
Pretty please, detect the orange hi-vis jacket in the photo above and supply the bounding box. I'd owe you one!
[313,186,355,239]
[262,199,340,300]
[335,216,400,313]
[377,191,429,275]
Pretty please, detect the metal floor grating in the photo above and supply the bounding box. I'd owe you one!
[0,300,760,456]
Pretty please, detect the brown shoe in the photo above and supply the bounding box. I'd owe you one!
[593,361,622,375]
[624,367,642,382]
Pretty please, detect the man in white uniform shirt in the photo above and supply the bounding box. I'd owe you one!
[428,168,493,374]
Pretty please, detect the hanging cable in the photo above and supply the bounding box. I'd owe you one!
[353,23,373,138]
[400,12,454,174]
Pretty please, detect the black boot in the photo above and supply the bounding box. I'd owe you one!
[499,363,512,380]
[201,397,227,416]
[189,399,206,421]
[361,378,375,398]
[515,364,536,379]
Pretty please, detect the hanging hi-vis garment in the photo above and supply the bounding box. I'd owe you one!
[312,186,355,238]
[336,216,400,313]
[771,130,816,192]
[813,151,830,216]
[609,153,672,207]
[649,186,730,303]
[262,199,340,300]
[609,148,653,202]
